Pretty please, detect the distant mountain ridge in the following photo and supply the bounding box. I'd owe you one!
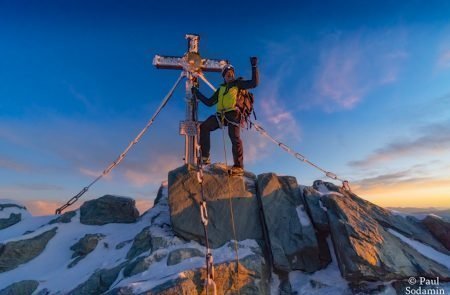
[388,207,450,221]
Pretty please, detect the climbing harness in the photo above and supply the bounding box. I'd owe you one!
[55,72,185,215]
[198,73,351,190]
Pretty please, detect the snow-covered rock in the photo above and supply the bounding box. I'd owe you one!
[0,199,30,230]
[0,227,57,273]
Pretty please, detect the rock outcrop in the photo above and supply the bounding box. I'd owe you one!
[423,215,450,250]
[68,263,126,295]
[257,173,325,273]
[310,182,450,282]
[0,227,57,273]
[69,233,105,268]
[80,195,139,225]
[169,165,327,274]
[0,280,39,295]
[0,213,21,231]
[168,164,262,248]
[0,202,28,230]
[49,211,76,224]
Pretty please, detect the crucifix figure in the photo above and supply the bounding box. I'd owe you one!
[153,34,228,165]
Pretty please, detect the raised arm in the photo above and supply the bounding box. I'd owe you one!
[236,57,259,90]
[192,87,219,107]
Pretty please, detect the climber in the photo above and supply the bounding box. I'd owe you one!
[192,57,259,176]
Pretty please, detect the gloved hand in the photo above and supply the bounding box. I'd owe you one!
[250,56,258,66]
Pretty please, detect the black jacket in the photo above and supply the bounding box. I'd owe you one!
[194,65,259,107]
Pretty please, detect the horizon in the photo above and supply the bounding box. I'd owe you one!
[1,1,450,215]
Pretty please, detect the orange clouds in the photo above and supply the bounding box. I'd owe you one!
[23,200,68,216]
[353,177,450,208]
[135,199,154,215]
[23,198,154,216]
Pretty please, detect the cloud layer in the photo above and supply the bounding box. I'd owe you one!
[349,121,450,168]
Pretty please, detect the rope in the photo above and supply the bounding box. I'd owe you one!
[197,73,351,189]
[195,145,217,295]
[217,113,241,294]
[55,72,185,215]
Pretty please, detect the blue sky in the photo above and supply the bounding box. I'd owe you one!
[1,0,450,214]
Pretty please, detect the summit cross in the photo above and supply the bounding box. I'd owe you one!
[153,34,228,165]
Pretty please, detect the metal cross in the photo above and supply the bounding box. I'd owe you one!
[153,34,228,165]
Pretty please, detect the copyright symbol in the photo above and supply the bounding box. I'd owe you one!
[408,277,417,285]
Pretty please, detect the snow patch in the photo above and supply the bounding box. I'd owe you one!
[388,229,450,269]
[289,238,349,294]
[113,239,260,293]
[296,205,311,227]
[319,199,328,212]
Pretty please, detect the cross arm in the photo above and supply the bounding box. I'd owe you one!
[153,54,229,72]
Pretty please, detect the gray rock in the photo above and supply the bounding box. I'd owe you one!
[0,203,26,211]
[257,173,323,272]
[70,233,105,258]
[68,233,105,268]
[318,181,449,254]
[168,164,263,248]
[126,226,152,259]
[191,254,270,295]
[120,252,269,294]
[301,186,334,268]
[0,280,39,295]
[350,282,389,295]
[68,263,125,295]
[154,184,166,206]
[144,277,198,295]
[123,249,167,277]
[144,254,269,295]
[278,274,292,295]
[167,248,203,266]
[104,286,134,295]
[0,227,57,273]
[423,215,450,250]
[116,239,133,250]
[0,213,21,230]
[323,192,450,282]
[49,211,76,224]
[302,186,329,232]
[80,195,139,225]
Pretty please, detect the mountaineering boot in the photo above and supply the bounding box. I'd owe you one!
[229,166,244,176]
[201,157,211,166]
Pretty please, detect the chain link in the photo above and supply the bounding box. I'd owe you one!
[196,144,217,295]
[196,72,351,189]
[55,72,185,215]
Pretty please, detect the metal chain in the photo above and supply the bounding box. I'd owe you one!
[198,73,351,190]
[55,72,186,215]
[196,145,217,295]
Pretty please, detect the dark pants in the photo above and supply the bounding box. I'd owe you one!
[200,111,243,168]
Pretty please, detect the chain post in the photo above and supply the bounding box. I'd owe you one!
[342,180,351,191]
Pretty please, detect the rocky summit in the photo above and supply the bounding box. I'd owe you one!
[0,165,449,294]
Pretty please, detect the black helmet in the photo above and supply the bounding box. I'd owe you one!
[221,64,235,77]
